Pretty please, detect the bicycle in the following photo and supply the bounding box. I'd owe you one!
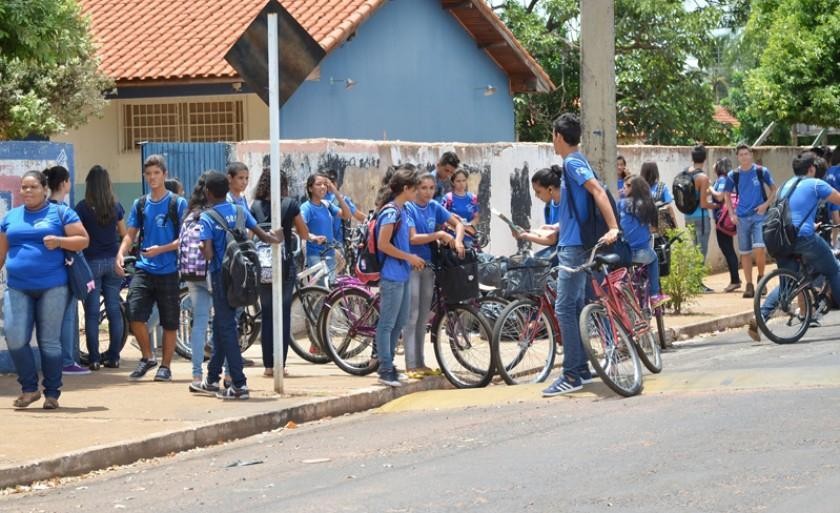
[561,245,644,397]
[753,224,840,344]
[287,241,337,364]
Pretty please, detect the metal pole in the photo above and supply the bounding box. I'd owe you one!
[753,121,777,147]
[268,12,283,394]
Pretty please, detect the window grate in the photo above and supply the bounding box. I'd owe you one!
[122,100,244,151]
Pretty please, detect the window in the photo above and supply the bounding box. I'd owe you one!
[122,100,244,151]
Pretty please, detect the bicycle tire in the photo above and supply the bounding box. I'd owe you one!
[579,303,643,397]
[289,286,331,364]
[490,298,557,385]
[476,295,509,328]
[619,290,662,374]
[319,287,380,376]
[174,292,258,361]
[655,307,667,350]
[432,303,494,388]
[754,269,812,344]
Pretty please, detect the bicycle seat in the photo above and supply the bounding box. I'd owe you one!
[595,253,622,267]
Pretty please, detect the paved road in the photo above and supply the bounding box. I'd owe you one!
[4,315,840,513]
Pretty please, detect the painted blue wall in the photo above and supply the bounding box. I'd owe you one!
[280,0,515,143]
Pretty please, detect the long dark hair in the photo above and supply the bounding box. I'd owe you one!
[625,176,657,227]
[44,165,70,194]
[188,171,213,215]
[85,165,118,225]
[714,157,732,177]
[376,164,417,208]
[531,165,563,188]
[640,161,660,187]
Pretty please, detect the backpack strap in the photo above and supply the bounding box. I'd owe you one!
[166,193,180,234]
[756,165,769,202]
[233,205,246,232]
[135,195,148,245]
[205,208,232,237]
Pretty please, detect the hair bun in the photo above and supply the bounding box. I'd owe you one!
[550,164,563,176]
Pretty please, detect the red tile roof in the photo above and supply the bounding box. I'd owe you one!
[713,105,740,127]
[79,0,553,92]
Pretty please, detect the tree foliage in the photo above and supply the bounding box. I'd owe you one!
[493,0,733,145]
[0,0,112,140]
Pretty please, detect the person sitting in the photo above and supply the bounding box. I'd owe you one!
[620,176,669,308]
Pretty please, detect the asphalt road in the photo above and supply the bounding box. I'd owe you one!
[3,314,840,513]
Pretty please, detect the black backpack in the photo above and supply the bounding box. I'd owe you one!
[672,168,702,214]
[205,207,261,307]
[134,193,180,248]
[731,165,770,202]
[763,177,815,259]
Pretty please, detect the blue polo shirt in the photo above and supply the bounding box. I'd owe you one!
[226,192,249,210]
[724,165,775,217]
[406,200,451,262]
[778,177,834,238]
[618,198,652,250]
[301,199,339,257]
[545,199,560,225]
[198,202,258,273]
[824,165,840,213]
[558,152,597,247]
[375,205,410,282]
[126,192,187,275]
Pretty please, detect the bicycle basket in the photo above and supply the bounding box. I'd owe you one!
[502,255,552,296]
[434,247,480,304]
[477,253,507,288]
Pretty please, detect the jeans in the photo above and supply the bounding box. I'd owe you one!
[207,272,246,388]
[405,267,435,369]
[4,286,68,398]
[60,294,80,367]
[375,278,411,375]
[715,229,741,284]
[632,246,661,295]
[83,257,125,364]
[760,235,840,320]
[687,214,711,259]
[260,260,295,369]
[737,213,766,253]
[187,280,212,378]
[554,246,589,381]
[305,253,336,287]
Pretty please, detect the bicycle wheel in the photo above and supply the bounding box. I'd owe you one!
[237,303,261,353]
[476,295,509,328]
[754,269,812,344]
[432,304,494,388]
[490,298,557,385]
[619,291,662,374]
[289,286,331,364]
[654,307,667,350]
[319,288,380,375]
[579,303,643,397]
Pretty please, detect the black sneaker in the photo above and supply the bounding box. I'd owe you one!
[129,359,158,380]
[216,385,250,400]
[189,379,220,395]
[102,359,120,369]
[154,366,172,382]
[377,370,402,388]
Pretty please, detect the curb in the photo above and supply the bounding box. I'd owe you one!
[669,309,754,342]
[0,376,450,490]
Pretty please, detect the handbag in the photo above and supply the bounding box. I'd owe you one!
[58,205,95,300]
[654,182,677,232]
[433,246,480,304]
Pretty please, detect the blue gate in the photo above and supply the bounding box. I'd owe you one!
[139,142,230,196]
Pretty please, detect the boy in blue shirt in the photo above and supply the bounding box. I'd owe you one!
[116,155,188,382]
[190,172,280,399]
[724,144,778,298]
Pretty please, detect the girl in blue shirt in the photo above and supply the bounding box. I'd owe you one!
[300,173,351,285]
[621,176,669,307]
[405,173,465,378]
[442,169,479,244]
[374,165,425,387]
[0,170,90,410]
[225,162,250,210]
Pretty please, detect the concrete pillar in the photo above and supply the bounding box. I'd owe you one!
[580,0,618,196]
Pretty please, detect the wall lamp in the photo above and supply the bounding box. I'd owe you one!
[476,84,497,96]
[330,77,357,90]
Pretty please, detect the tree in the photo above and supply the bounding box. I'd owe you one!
[492,0,733,145]
[0,0,112,140]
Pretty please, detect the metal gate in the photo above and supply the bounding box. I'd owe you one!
[139,142,230,196]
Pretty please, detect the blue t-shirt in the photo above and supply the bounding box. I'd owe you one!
[544,199,560,225]
[301,199,340,257]
[558,152,597,247]
[724,165,775,217]
[406,200,451,262]
[75,199,125,261]
[617,179,625,199]
[0,203,79,290]
[778,177,834,238]
[375,205,410,282]
[198,202,258,273]
[325,191,358,243]
[712,175,727,209]
[226,192,249,210]
[823,165,840,213]
[444,192,478,224]
[651,182,673,205]
[618,198,651,250]
[126,192,188,275]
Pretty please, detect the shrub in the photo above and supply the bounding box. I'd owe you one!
[661,225,707,314]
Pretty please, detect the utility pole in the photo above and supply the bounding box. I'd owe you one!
[580,0,618,196]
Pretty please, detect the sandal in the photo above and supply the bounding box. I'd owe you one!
[13,391,41,408]
[43,397,59,410]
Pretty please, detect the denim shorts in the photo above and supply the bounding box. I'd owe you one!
[737,214,766,253]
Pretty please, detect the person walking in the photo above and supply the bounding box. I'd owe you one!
[675,145,716,292]
[710,158,742,292]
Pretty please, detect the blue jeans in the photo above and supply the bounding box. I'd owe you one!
[5,286,68,398]
[554,246,589,381]
[306,252,336,287]
[260,260,295,369]
[687,214,711,259]
[632,246,661,295]
[737,213,766,253]
[83,257,125,364]
[207,272,246,388]
[375,278,411,375]
[60,294,79,367]
[760,235,840,320]
[187,280,212,378]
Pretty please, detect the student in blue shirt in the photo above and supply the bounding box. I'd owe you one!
[620,176,669,307]
[405,172,465,378]
[511,184,560,262]
[724,144,778,298]
[188,172,280,399]
[442,169,480,244]
[116,155,188,382]
[680,146,716,281]
[226,162,250,210]
[709,158,742,292]
[540,113,619,398]
[641,161,678,233]
[0,170,89,410]
[374,165,425,387]
[616,155,628,198]
[749,152,840,341]
[300,173,351,285]
[433,151,460,203]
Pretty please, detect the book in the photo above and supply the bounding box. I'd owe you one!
[491,208,524,234]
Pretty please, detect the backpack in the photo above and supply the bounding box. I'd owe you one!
[178,211,208,281]
[672,168,702,214]
[653,182,677,231]
[205,207,262,307]
[355,203,401,285]
[732,165,769,202]
[134,193,181,253]
[762,177,815,259]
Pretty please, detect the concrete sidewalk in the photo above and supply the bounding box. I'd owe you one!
[0,267,759,488]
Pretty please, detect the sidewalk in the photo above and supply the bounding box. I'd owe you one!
[0,267,758,488]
